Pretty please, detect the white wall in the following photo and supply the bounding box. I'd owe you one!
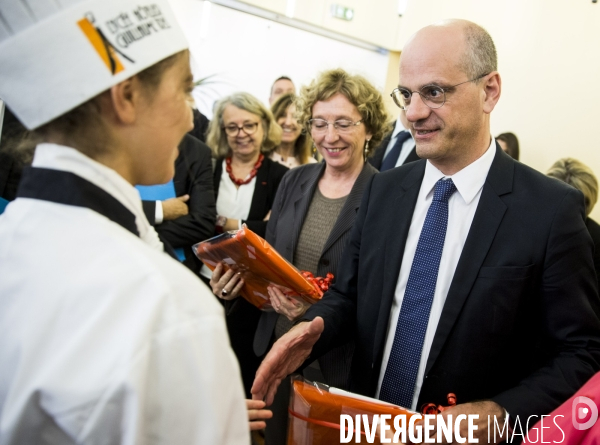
[291,0,402,49]
[396,0,600,220]
[169,0,390,118]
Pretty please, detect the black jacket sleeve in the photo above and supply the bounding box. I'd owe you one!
[242,158,289,238]
[491,187,600,420]
[141,200,156,224]
[155,135,216,247]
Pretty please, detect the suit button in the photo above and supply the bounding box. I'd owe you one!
[321,259,330,266]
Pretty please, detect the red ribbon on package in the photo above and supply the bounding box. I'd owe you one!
[302,271,334,294]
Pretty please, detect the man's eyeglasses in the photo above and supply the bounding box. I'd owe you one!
[308,119,363,134]
[390,73,489,110]
[223,122,259,137]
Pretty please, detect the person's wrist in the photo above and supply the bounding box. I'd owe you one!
[292,306,309,321]
[216,215,227,233]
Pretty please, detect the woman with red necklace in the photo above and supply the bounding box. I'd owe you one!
[202,92,288,398]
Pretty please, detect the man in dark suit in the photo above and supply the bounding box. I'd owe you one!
[369,110,419,171]
[252,19,600,441]
[142,133,216,274]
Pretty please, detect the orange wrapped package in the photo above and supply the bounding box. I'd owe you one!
[194,226,324,310]
[288,377,418,445]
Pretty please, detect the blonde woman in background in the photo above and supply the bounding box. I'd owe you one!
[269,93,317,169]
[548,158,600,285]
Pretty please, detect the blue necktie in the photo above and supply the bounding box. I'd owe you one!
[379,178,457,408]
[380,130,412,172]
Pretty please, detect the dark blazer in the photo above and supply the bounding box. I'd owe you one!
[586,217,600,287]
[142,134,216,273]
[188,108,210,143]
[213,155,288,238]
[369,129,420,170]
[304,146,600,420]
[254,161,378,383]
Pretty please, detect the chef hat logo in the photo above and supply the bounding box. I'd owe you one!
[78,13,134,75]
[0,0,188,130]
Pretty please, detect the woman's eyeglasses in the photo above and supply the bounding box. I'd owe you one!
[223,122,259,136]
[308,118,363,134]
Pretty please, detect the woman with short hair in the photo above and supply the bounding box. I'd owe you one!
[547,157,600,285]
[210,68,388,443]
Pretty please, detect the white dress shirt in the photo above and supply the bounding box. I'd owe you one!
[382,116,416,167]
[376,138,496,410]
[200,159,257,278]
[0,144,249,445]
[216,159,255,221]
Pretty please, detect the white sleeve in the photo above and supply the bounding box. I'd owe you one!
[133,315,250,445]
[81,311,250,445]
[155,201,164,224]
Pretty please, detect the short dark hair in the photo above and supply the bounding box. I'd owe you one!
[270,76,294,97]
[272,76,293,87]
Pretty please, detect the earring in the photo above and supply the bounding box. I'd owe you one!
[364,140,370,161]
[312,142,317,156]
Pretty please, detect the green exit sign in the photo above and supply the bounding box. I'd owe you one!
[330,4,354,21]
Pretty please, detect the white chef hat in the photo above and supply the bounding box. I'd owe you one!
[0,0,188,130]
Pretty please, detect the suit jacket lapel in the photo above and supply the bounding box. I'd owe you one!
[289,163,325,259]
[403,147,420,165]
[370,133,392,170]
[373,160,426,363]
[248,157,270,221]
[425,146,513,375]
[321,163,377,254]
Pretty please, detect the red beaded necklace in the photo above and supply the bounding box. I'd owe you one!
[226,154,264,186]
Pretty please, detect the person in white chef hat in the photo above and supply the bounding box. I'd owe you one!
[0,1,270,443]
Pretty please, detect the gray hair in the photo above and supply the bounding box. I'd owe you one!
[206,92,282,158]
[461,21,498,79]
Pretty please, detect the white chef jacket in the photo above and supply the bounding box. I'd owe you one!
[0,144,249,445]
